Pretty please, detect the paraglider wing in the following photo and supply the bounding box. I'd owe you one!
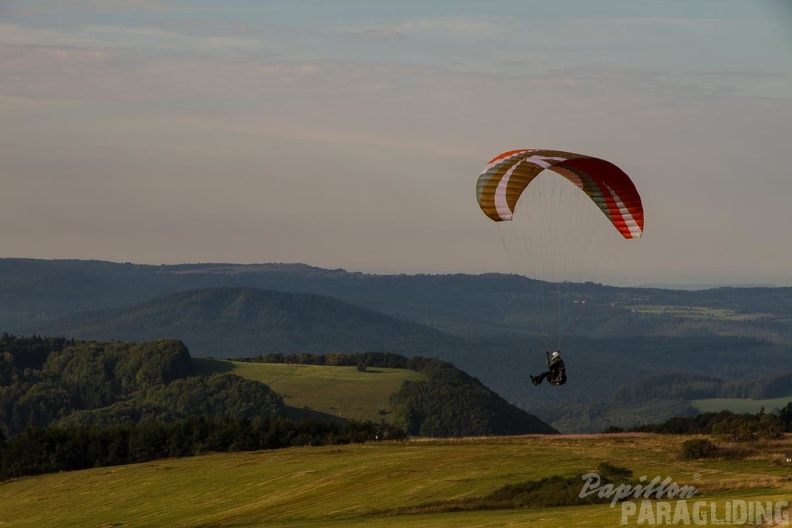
[476,149,644,239]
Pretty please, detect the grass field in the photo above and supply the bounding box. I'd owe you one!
[691,395,792,414]
[1,433,790,527]
[193,358,427,422]
[628,305,772,321]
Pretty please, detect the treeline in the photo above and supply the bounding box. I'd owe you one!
[615,371,792,402]
[232,351,410,369]
[620,404,792,439]
[0,416,406,481]
[238,351,557,436]
[0,335,282,436]
[237,351,483,383]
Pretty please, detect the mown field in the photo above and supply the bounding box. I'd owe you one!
[1,434,790,527]
[193,358,427,422]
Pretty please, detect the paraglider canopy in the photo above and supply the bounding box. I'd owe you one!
[476,149,644,239]
[476,148,644,351]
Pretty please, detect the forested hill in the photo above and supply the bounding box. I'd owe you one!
[0,335,282,436]
[0,335,555,438]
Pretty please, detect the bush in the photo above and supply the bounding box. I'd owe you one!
[681,438,718,459]
[597,461,633,481]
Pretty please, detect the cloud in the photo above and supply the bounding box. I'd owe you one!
[66,0,167,11]
[334,27,405,45]
[395,15,509,42]
[689,70,787,80]
[0,23,265,56]
[2,0,166,16]
[158,17,260,38]
[3,30,785,157]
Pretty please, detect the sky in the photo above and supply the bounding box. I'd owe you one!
[1,0,791,287]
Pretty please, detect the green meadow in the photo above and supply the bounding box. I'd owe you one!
[1,434,790,527]
[692,395,792,414]
[193,358,427,422]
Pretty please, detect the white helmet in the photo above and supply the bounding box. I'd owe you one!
[551,351,560,359]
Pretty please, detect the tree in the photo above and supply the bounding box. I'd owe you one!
[711,414,783,442]
[681,438,718,459]
[778,401,792,432]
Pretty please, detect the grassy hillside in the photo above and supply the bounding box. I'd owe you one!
[192,357,556,436]
[194,358,428,422]
[0,434,789,527]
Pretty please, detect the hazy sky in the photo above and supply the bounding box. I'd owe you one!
[2,1,791,286]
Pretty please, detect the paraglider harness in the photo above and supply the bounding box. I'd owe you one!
[546,350,567,386]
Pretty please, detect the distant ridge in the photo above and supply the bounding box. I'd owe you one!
[638,283,778,290]
[38,286,460,357]
[5,258,792,344]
